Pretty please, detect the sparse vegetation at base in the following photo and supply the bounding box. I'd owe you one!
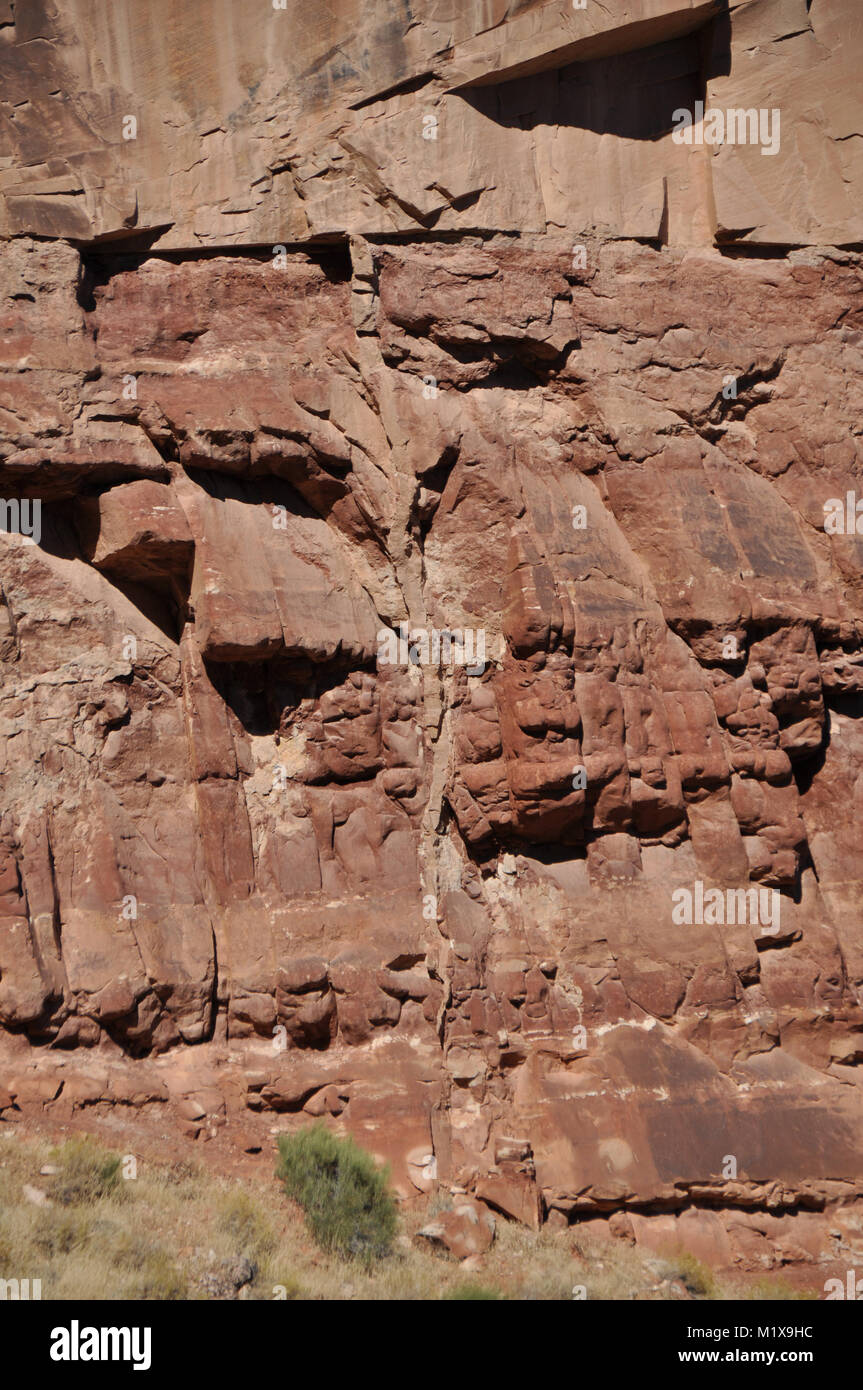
[659,1250,719,1300]
[49,1136,122,1206]
[0,1127,826,1300]
[443,1281,505,1300]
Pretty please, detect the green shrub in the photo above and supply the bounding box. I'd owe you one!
[276,1124,396,1265]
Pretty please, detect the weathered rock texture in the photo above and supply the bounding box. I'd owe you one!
[2,0,863,1279]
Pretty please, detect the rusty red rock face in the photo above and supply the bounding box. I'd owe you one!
[1,0,863,1276]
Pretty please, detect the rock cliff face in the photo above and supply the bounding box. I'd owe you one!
[2,0,863,1276]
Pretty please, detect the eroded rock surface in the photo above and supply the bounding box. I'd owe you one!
[2,0,863,1279]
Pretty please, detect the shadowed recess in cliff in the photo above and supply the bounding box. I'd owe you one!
[453,1,731,134]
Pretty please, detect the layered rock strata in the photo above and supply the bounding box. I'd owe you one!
[2,0,863,1277]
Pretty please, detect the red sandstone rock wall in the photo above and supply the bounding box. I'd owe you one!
[2,0,863,1268]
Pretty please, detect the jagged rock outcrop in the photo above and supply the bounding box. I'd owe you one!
[2,0,863,1281]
